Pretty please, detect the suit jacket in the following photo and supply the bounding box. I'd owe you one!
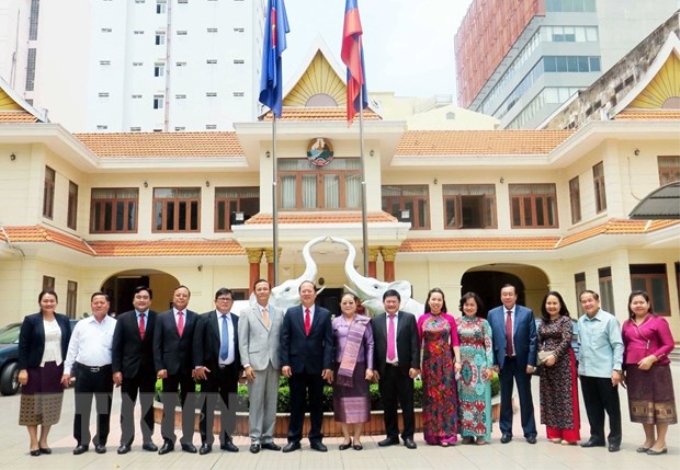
[18,313,71,370]
[237,303,283,371]
[488,304,537,369]
[153,308,198,375]
[371,311,420,376]
[279,305,333,374]
[193,310,241,370]
[112,309,157,377]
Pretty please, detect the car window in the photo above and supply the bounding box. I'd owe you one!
[0,324,21,344]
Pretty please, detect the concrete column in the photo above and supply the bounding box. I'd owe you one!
[246,248,264,294]
[368,246,381,278]
[381,246,399,282]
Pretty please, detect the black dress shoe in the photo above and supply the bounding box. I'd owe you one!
[580,439,605,448]
[181,443,197,453]
[310,442,328,452]
[608,444,621,452]
[339,439,352,451]
[378,437,399,447]
[30,449,41,457]
[249,444,261,454]
[199,443,212,455]
[282,441,301,453]
[353,443,363,451]
[142,442,158,452]
[500,434,512,444]
[95,444,106,454]
[73,445,89,455]
[647,447,668,455]
[403,438,417,449]
[220,441,239,452]
[39,447,52,455]
[526,436,537,444]
[261,442,281,451]
[158,440,174,455]
[117,444,131,454]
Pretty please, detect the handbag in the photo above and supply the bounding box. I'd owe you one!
[538,350,555,365]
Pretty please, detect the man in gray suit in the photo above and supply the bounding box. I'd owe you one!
[238,279,284,454]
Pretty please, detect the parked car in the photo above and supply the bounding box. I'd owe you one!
[0,319,78,396]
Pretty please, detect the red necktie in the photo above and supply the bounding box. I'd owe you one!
[505,310,514,356]
[138,312,146,339]
[304,308,311,336]
[177,310,184,337]
[387,314,396,361]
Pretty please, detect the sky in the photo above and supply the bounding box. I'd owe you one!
[281,0,474,100]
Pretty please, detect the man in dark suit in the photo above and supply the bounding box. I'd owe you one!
[112,286,158,454]
[193,288,241,455]
[153,285,198,455]
[279,280,333,453]
[488,283,538,444]
[371,289,420,449]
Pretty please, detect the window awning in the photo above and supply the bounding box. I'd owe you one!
[629,182,680,220]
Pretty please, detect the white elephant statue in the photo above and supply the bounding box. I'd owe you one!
[330,237,424,318]
[269,235,327,311]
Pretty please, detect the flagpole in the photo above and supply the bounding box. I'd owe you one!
[272,115,279,286]
[359,86,369,276]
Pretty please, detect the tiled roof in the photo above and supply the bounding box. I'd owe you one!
[244,212,398,225]
[0,225,244,257]
[395,130,573,155]
[1,225,95,255]
[0,110,39,123]
[615,109,680,120]
[261,106,381,122]
[74,132,244,157]
[557,219,680,248]
[87,239,245,257]
[399,237,560,252]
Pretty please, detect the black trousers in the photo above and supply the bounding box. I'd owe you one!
[287,371,325,444]
[73,364,113,446]
[199,363,239,446]
[580,375,622,445]
[119,368,156,445]
[161,371,196,444]
[379,364,415,440]
[499,357,537,437]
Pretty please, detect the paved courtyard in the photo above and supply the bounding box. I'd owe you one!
[1,364,678,470]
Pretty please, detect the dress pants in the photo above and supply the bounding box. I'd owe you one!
[579,375,622,445]
[287,371,325,444]
[119,368,156,445]
[73,364,114,446]
[247,364,279,444]
[379,364,415,440]
[161,371,196,445]
[499,357,537,437]
[200,363,239,446]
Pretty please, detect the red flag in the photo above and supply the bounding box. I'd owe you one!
[341,0,368,125]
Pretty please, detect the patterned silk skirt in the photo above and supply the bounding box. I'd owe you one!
[18,361,65,426]
[333,361,370,424]
[626,363,677,425]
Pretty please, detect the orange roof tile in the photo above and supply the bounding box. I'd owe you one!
[0,110,39,123]
[245,212,397,225]
[395,130,573,156]
[557,219,680,248]
[87,240,244,257]
[400,237,560,252]
[615,109,680,120]
[2,225,95,255]
[261,106,381,122]
[74,132,244,158]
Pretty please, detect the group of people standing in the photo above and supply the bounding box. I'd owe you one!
[15,281,676,457]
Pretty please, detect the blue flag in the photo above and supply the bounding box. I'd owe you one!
[259,0,290,118]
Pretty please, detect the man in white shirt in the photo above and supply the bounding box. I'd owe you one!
[62,292,117,455]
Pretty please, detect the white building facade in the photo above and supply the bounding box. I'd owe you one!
[0,0,266,132]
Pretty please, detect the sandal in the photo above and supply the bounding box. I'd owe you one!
[476,438,487,446]
[462,437,474,445]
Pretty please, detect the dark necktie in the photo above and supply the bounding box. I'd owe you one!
[220,314,229,361]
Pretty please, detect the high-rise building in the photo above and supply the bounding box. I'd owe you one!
[455,0,678,129]
[0,0,266,132]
